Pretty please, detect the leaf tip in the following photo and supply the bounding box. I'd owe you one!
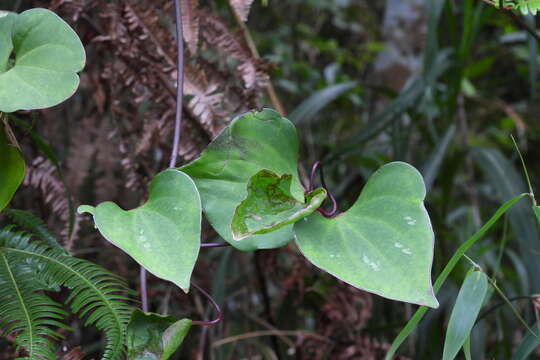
[421,292,439,309]
[77,204,95,215]
[232,230,250,241]
[180,284,190,294]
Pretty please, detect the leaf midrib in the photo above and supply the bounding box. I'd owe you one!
[0,252,34,358]
[16,42,77,66]
[2,247,124,357]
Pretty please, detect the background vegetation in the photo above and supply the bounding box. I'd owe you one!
[1,0,540,358]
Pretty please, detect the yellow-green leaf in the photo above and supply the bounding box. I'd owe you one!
[231,169,326,240]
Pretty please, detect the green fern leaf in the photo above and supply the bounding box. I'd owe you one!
[519,0,540,15]
[3,209,66,253]
[492,0,540,14]
[0,227,135,360]
[0,231,69,359]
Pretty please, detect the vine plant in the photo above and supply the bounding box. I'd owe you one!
[1,3,540,360]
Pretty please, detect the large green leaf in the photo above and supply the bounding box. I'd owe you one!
[0,124,25,211]
[295,162,438,307]
[180,109,304,251]
[231,169,326,240]
[127,310,192,360]
[442,270,488,360]
[0,8,86,112]
[78,169,201,292]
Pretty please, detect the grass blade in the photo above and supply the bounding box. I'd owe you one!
[513,323,540,360]
[421,124,456,191]
[442,270,488,360]
[289,81,358,125]
[472,147,540,292]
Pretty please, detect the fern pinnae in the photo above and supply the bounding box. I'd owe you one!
[6,245,133,360]
[0,228,134,360]
[0,252,35,358]
[0,248,68,359]
[3,209,67,253]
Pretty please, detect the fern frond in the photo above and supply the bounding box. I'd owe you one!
[3,209,66,253]
[0,227,135,360]
[0,230,68,360]
[492,0,540,14]
[516,0,540,15]
[181,0,200,54]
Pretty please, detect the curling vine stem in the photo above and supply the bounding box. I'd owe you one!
[309,161,338,217]
[191,282,223,326]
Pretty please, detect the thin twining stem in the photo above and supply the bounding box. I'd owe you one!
[191,282,223,326]
[169,0,185,168]
[139,269,148,312]
[200,242,231,248]
[140,0,186,313]
[308,161,338,217]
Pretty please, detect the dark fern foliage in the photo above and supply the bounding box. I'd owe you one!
[3,209,66,253]
[0,224,135,360]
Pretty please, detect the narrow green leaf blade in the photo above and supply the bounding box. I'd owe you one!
[442,271,488,360]
[231,169,326,240]
[295,162,438,307]
[0,8,86,112]
[513,323,540,360]
[78,169,201,292]
[421,124,456,191]
[472,147,540,291]
[289,81,358,125]
[0,125,25,211]
[533,206,540,228]
[181,109,303,251]
[127,309,192,360]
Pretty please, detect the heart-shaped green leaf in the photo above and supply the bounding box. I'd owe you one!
[180,109,304,251]
[0,123,25,211]
[78,169,201,292]
[443,270,488,360]
[294,162,438,307]
[0,8,86,112]
[232,169,326,240]
[127,309,192,360]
